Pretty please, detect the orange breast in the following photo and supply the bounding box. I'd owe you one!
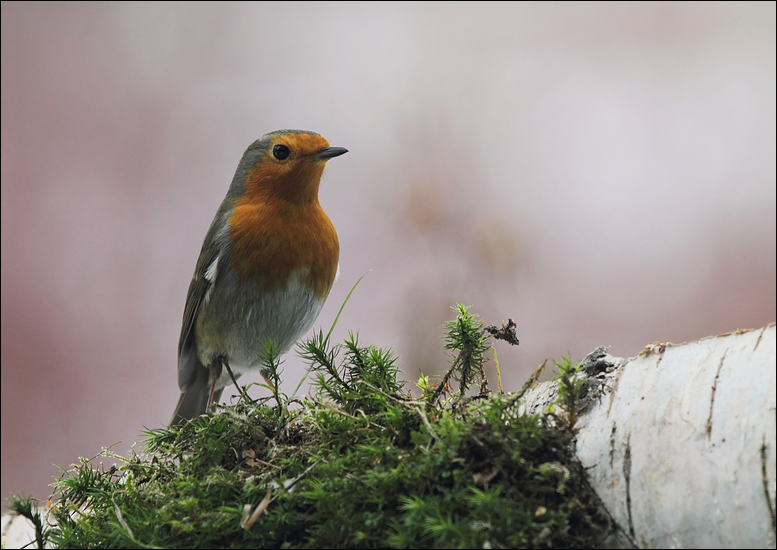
[227,198,339,299]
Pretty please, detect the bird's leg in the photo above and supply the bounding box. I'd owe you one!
[223,358,253,404]
[206,376,218,412]
[223,359,241,393]
[205,357,225,412]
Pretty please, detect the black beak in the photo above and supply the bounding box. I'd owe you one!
[312,146,348,160]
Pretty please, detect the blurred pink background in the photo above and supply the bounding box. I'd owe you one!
[2,2,775,504]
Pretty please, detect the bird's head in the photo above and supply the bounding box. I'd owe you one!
[236,130,347,205]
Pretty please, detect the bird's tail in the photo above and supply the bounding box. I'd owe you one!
[169,364,223,426]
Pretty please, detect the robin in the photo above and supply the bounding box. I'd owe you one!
[170,130,347,426]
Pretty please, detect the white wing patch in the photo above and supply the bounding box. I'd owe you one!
[335,262,340,282]
[205,256,219,282]
[203,255,219,304]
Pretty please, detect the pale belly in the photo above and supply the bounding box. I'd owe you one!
[195,269,327,389]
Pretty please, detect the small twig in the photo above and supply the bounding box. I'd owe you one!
[270,461,319,502]
[485,319,519,346]
[415,405,441,443]
[308,395,360,420]
[360,380,427,407]
[241,458,317,532]
[241,488,272,530]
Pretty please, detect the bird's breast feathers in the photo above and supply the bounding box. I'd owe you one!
[226,200,339,299]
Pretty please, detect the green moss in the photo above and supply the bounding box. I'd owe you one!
[27,304,611,548]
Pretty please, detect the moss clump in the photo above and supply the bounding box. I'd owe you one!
[37,303,611,548]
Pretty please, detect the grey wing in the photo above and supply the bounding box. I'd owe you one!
[176,207,234,391]
[177,247,218,391]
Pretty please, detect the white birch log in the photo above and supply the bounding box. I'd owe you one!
[520,324,777,549]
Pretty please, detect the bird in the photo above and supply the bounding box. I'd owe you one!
[170,129,347,426]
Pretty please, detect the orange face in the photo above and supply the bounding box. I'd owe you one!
[241,132,334,205]
[227,132,341,298]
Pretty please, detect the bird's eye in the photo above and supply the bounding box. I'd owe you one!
[273,144,291,160]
